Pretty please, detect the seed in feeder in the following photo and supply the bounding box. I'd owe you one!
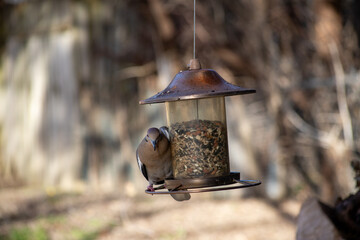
[170,119,230,179]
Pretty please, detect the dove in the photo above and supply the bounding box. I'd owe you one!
[136,126,191,201]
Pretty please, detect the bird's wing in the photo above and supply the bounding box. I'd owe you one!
[136,149,148,181]
[159,126,170,141]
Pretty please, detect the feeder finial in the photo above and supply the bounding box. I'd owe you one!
[188,58,201,70]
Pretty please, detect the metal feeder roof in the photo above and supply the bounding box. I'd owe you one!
[139,59,256,104]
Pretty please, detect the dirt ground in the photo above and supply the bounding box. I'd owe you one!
[0,188,301,240]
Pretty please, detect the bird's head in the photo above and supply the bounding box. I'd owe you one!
[145,128,162,151]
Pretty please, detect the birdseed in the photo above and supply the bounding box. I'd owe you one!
[170,119,230,179]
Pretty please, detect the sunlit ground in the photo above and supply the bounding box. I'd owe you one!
[0,188,301,240]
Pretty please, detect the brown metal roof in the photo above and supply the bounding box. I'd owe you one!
[139,68,255,104]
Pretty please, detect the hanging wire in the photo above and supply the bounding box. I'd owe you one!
[193,0,196,59]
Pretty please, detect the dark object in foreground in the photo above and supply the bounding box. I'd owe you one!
[319,190,360,240]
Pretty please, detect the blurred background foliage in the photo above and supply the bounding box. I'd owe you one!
[0,0,359,204]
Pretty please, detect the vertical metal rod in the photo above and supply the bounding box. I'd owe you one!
[196,99,199,119]
[193,0,196,59]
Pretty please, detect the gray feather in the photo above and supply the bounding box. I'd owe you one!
[136,149,148,181]
[159,126,170,141]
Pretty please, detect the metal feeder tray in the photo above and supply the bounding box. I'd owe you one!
[145,172,261,195]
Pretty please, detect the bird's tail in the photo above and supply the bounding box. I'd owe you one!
[168,190,191,201]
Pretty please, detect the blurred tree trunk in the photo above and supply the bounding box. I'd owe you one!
[0,1,82,188]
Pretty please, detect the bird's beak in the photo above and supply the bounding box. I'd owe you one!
[151,140,157,151]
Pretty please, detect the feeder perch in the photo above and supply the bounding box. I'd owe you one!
[140,59,261,195]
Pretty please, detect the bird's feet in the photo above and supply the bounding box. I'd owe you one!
[146,184,155,192]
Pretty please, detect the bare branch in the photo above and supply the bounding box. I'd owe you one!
[116,62,156,81]
[329,42,354,149]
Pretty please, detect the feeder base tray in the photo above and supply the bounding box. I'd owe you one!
[145,172,261,195]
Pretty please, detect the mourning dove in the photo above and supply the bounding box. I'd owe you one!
[136,126,191,201]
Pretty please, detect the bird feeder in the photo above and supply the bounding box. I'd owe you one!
[140,59,261,194]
